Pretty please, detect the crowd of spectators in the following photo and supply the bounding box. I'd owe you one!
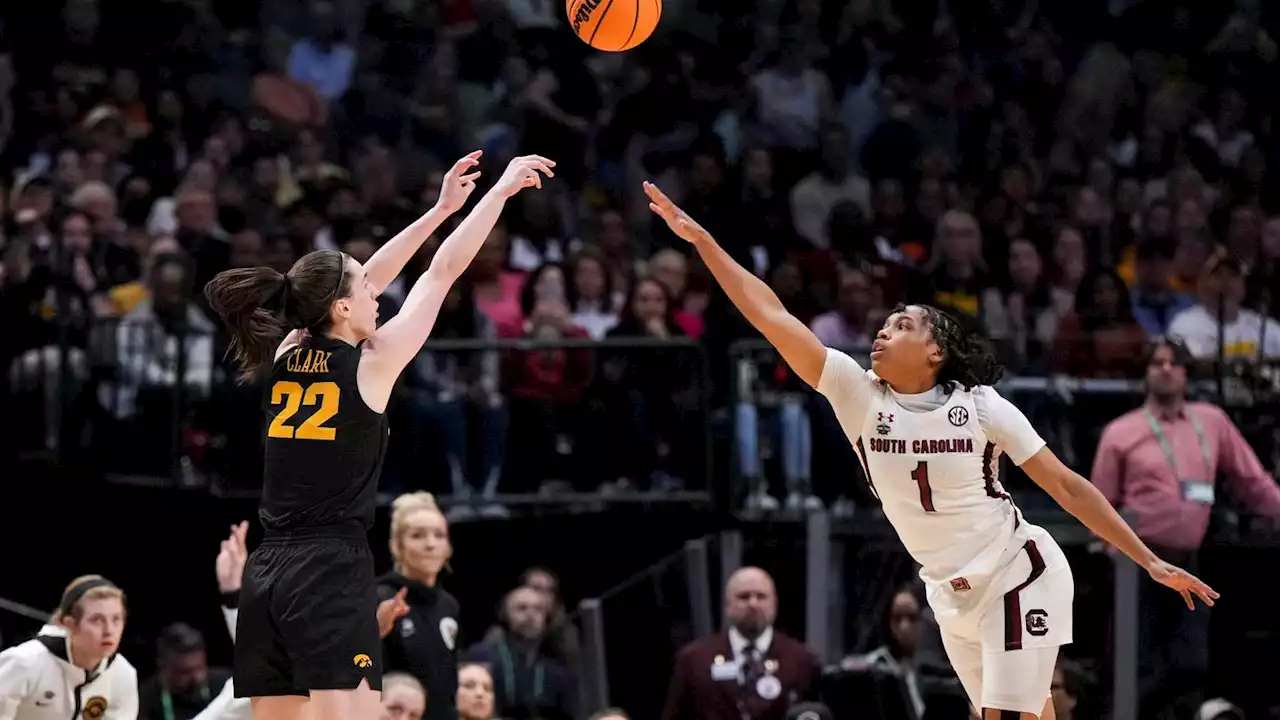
[3,0,1280,507]
[2,0,1280,514]
[5,1,1280,718]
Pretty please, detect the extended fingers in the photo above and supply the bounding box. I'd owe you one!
[648,201,675,222]
[518,154,556,167]
[521,158,555,178]
[1180,589,1194,611]
[1193,579,1218,606]
[643,181,671,205]
[459,171,482,184]
[454,150,483,170]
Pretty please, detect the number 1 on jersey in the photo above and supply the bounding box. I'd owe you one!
[268,381,340,440]
[910,461,936,512]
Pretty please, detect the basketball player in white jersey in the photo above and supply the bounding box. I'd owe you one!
[643,182,1217,720]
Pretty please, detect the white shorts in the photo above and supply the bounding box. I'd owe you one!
[929,533,1074,715]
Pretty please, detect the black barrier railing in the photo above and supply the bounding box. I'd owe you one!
[569,535,719,717]
[4,314,222,480]
[5,323,716,510]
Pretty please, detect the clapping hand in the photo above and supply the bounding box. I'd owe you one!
[215,521,249,594]
[435,150,484,215]
[377,587,411,639]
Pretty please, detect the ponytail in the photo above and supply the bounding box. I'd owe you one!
[204,266,290,381]
[204,250,349,382]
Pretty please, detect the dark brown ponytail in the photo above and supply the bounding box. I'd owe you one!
[205,250,349,381]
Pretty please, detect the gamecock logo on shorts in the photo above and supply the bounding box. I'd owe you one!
[353,654,373,668]
[1026,609,1049,636]
[82,696,108,720]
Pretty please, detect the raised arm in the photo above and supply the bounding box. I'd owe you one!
[643,181,827,387]
[363,151,483,296]
[358,156,556,410]
[215,521,248,642]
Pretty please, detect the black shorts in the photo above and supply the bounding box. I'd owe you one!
[233,525,383,697]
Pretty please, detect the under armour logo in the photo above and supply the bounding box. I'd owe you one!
[877,412,894,423]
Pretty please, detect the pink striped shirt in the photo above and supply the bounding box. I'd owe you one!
[1091,401,1280,550]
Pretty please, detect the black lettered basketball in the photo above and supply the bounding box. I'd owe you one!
[566,0,661,52]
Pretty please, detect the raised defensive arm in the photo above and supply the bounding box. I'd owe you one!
[644,181,826,387]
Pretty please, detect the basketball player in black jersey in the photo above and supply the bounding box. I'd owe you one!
[203,152,555,720]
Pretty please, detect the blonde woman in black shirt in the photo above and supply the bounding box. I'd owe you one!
[379,493,462,720]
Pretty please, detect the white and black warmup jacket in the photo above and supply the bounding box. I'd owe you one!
[0,625,138,720]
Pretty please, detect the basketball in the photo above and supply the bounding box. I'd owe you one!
[567,0,661,52]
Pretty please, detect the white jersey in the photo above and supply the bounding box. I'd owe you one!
[817,349,1048,598]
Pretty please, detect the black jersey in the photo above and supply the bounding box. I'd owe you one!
[260,335,388,532]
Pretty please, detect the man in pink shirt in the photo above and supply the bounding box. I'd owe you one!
[1092,337,1280,719]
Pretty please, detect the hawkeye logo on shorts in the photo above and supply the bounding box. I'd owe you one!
[353,654,373,668]
[83,696,108,720]
[1026,609,1049,636]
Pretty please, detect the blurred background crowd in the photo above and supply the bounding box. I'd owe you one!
[2,0,1280,718]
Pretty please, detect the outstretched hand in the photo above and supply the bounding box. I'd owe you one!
[1147,559,1219,610]
[435,150,484,214]
[495,155,556,198]
[215,521,250,594]
[643,181,714,246]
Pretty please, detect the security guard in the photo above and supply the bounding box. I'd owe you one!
[0,575,139,720]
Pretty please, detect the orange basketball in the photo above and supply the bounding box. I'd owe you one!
[567,0,661,52]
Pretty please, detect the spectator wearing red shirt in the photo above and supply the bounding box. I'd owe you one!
[1091,337,1280,719]
[600,277,701,491]
[498,262,592,492]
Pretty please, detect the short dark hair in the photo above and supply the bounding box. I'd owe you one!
[1143,336,1194,369]
[156,622,205,661]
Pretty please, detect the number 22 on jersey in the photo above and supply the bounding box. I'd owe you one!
[268,381,340,440]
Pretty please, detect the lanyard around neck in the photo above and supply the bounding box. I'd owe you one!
[497,640,544,706]
[160,684,210,720]
[1141,406,1211,478]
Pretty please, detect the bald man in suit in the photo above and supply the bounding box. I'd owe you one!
[661,567,823,720]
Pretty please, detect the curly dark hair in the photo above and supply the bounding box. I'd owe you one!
[895,304,1004,391]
